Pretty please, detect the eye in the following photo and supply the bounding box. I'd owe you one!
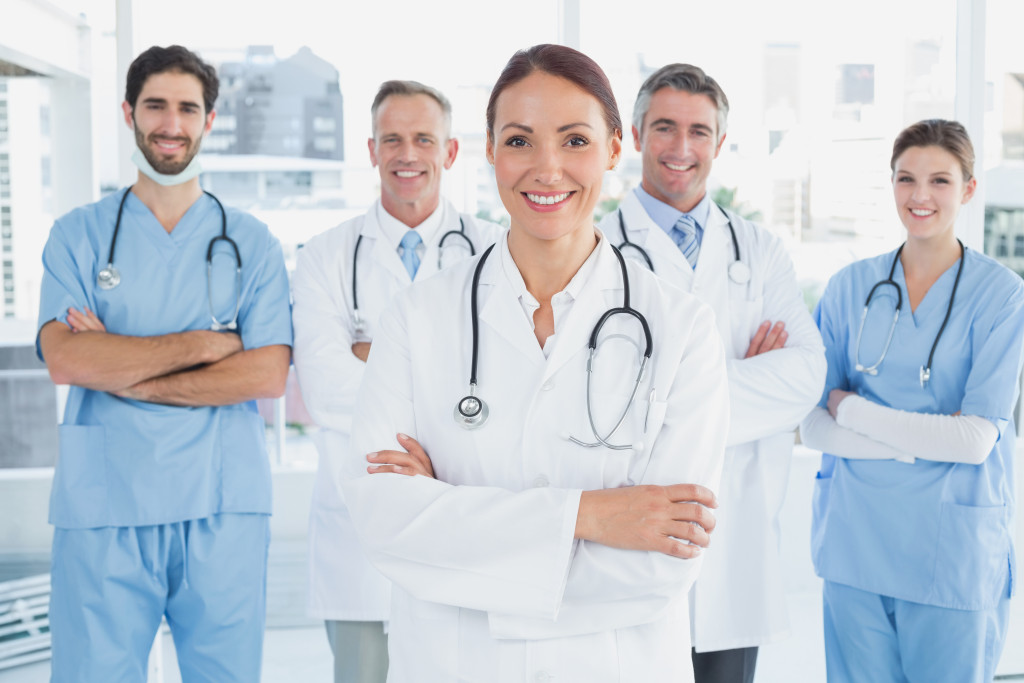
[566,135,589,148]
[692,129,710,138]
[933,177,950,184]
[654,125,672,134]
[896,175,913,183]
[504,136,528,148]
[418,136,434,145]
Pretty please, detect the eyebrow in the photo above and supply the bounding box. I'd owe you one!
[498,122,594,133]
[648,118,714,134]
[140,96,202,109]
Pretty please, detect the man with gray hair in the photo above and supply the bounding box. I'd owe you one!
[291,79,503,683]
[598,63,825,683]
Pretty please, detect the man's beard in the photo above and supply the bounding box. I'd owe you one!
[134,126,200,175]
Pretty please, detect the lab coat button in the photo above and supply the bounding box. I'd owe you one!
[534,672,552,682]
[532,476,549,488]
[541,379,555,391]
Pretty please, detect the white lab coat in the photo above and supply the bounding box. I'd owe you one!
[292,199,503,620]
[341,233,729,683]
[598,192,825,651]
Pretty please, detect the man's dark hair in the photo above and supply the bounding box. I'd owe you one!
[125,45,219,113]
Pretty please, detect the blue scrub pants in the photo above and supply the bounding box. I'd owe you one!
[49,513,270,683]
[822,580,1010,683]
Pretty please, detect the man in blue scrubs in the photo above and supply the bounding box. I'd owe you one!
[36,45,292,682]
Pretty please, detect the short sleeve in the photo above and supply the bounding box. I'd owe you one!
[37,218,92,361]
[237,228,293,351]
[960,281,1024,434]
[814,272,852,408]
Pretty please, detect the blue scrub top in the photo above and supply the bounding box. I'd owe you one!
[37,188,293,529]
[813,246,1024,611]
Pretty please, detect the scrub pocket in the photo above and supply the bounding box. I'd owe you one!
[51,425,108,527]
[932,502,1010,610]
[218,409,273,513]
[809,471,833,570]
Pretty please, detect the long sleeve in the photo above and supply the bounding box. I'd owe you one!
[835,396,997,465]
[726,234,826,447]
[800,406,914,463]
[342,257,728,639]
[291,240,366,434]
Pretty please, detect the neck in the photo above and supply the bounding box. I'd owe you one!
[132,174,204,233]
[382,195,440,229]
[900,231,961,279]
[641,179,705,214]
[507,223,598,303]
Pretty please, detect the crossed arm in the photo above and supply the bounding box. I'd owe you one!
[39,307,290,406]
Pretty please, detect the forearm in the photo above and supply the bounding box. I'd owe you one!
[726,345,826,446]
[836,396,998,465]
[124,344,291,407]
[800,406,914,463]
[40,321,238,391]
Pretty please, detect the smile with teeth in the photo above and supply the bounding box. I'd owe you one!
[153,138,186,151]
[910,208,936,217]
[525,191,573,205]
[664,162,694,172]
[395,170,423,178]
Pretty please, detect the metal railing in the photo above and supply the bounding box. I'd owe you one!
[0,574,51,671]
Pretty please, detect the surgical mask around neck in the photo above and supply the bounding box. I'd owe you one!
[131,145,203,186]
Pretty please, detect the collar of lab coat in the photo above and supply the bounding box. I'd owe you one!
[617,190,730,288]
[477,229,627,379]
[359,199,454,284]
[374,199,445,252]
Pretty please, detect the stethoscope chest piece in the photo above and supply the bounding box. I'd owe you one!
[454,387,489,430]
[728,260,751,284]
[97,265,121,290]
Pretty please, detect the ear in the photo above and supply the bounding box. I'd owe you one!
[443,137,459,170]
[122,101,134,129]
[631,125,641,153]
[713,132,727,159]
[485,132,495,166]
[202,109,216,137]
[608,133,622,170]
[962,175,977,204]
[367,137,378,167]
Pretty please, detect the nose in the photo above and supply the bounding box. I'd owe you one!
[533,144,563,185]
[910,182,930,203]
[397,139,418,163]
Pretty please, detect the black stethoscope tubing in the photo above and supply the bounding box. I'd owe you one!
[857,239,965,387]
[617,204,749,283]
[455,242,653,434]
[351,217,472,328]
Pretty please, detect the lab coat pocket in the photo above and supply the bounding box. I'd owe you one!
[575,393,665,488]
[51,425,108,527]
[218,409,273,513]
[932,502,1010,610]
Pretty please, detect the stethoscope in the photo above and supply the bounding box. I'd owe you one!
[97,186,242,331]
[854,239,965,388]
[454,243,654,452]
[350,217,474,335]
[617,204,751,284]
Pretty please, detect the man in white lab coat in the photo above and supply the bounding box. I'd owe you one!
[598,63,826,683]
[291,80,503,683]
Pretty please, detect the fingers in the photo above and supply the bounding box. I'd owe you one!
[744,321,771,358]
[397,432,434,477]
[67,307,106,333]
[664,483,717,509]
[367,440,435,479]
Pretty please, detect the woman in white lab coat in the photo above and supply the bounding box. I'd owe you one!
[342,44,729,683]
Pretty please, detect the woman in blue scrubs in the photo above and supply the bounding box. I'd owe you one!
[801,119,1024,682]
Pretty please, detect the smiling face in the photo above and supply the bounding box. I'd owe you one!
[486,70,621,246]
[892,144,976,244]
[368,93,457,225]
[633,88,724,213]
[123,70,214,175]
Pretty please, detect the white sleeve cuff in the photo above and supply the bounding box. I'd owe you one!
[835,395,998,465]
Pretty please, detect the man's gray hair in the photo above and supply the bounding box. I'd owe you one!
[632,64,729,141]
[371,80,453,138]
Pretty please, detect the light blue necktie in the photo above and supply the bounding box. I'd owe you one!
[400,230,422,279]
[671,213,699,269]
